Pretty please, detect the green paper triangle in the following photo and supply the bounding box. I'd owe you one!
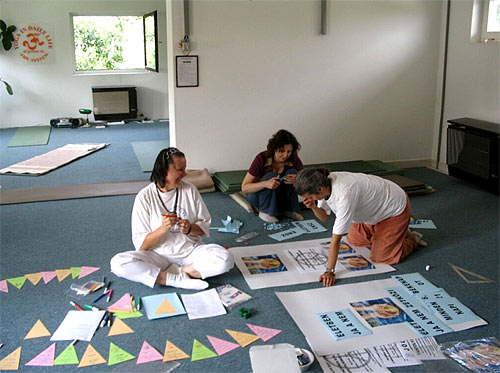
[114,310,143,319]
[108,342,135,366]
[54,344,79,365]
[7,276,26,290]
[71,267,81,279]
[191,339,217,362]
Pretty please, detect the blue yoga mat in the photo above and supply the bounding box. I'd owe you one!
[131,140,169,172]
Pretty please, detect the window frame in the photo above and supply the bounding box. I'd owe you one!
[471,0,500,43]
[70,12,159,75]
[482,0,500,41]
[144,11,159,72]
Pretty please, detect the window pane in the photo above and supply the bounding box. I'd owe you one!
[144,11,158,72]
[73,15,145,71]
[487,0,500,32]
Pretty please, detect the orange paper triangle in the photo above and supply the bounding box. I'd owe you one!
[56,269,72,282]
[163,340,190,362]
[225,329,260,347]
[78,344,106,368]
[24,319,51,339]
[0,346,22,371]
[25,272,42,286]
[108,318,135,336]
[155,298,177,314]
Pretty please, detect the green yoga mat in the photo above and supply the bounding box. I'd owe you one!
[131,140,169,172]
[8,126,51,147]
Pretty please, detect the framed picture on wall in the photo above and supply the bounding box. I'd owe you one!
[176,56,199,87]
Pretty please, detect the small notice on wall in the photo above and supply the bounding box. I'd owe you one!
[176,56,199,87]
[14,24,54,64]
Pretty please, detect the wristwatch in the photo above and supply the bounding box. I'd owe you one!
[325,267,335,274]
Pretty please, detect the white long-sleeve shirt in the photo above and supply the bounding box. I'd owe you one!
[131,181,211,258]
[318,172,406,236]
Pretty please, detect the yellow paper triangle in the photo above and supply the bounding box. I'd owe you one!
[56,269,72,282]
[25,273,42,286]
[155,298,177,314]
[78,344,106,368]
[0,346,22,370]
[449,263,494,284]
[108,317,135,336]
[24,319,51,339]
[163,340,190,362]
[225,329,260,347]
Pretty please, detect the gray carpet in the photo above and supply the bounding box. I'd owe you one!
[0,167,498,372]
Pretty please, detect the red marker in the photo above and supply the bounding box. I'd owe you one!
[106,289,113,302]
[70,301,84,311]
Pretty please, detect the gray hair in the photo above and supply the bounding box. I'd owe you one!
[294,168,331,195]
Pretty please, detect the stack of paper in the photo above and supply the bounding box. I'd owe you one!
[107,293,134,313]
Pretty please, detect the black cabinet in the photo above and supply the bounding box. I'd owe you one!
[447,118,499,192]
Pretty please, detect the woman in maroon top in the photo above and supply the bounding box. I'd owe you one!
[242,129,304,223]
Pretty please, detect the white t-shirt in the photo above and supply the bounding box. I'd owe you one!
[131,181,211,258]
[318,172,406,236]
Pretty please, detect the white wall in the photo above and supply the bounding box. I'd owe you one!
[169,0,445,171]
[435,0,500,165]
[0,0,168,127]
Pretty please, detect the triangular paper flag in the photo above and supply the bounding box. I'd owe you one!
[108,318,135,336]
[41,271,57,284]
[0,346,22,370]
[71,267,81,279]
[449,263,495,284]
[78,344,106,368]
[114,310,143,319]
[225,329,260,347]
[246,323,282,342]
[24,319,51,339]
[155,298,177,314]
[108,293,134,312]
[56,269,72,282]
[163,340,190,362]
[54,343,79,365]
[0,279,8,293]
[25,343,56,366]
[7,276,26,290]
[206,335,239,356]
[108,342,135,366]
[136,341,164,364]
[78,266,100,279]
[25,272,42,286]
[191,339,217,362]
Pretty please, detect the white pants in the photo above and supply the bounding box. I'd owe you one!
[110,244,234,288]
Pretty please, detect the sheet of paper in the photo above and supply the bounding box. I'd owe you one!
[232,238,395,290]
[409,219,437,229]
[141,293,186,320]
[180,288,227,320]
[268,227,305,241]
[316,309,372,341]
[396,336,446,360]
[50,310,105,341]
[292,219,327,234]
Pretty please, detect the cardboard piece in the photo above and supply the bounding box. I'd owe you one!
[25,319,51,339]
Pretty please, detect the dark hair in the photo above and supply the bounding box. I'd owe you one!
[150,147,185,188]
[294,168,331,195]
[266,129,301,161]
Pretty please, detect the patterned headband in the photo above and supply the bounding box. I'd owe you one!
[164,147,182,160]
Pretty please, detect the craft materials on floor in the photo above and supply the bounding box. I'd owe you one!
[131,140,169,172]
[0,143,108,176]
[276,272,487,371]
[231,238,395,289]
[8,126,52,147]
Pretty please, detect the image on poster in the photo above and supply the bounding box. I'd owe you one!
[338,255,375,272]
[241,254,287,274]
[350,298,412,327]
[320,241,355,255]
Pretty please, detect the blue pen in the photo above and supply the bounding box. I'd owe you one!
[92,292,107,304]
[100,312,110,327]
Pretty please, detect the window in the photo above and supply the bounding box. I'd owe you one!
[471,0,500,42]
[71,12,158,73]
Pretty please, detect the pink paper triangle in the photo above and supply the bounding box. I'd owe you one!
[25,343,56,366]
[78,266,100,279]
[136,341,164,364]
[40,271,57,284]
[108,293,133,311]
[206,335,239,356]
[246,324,282,342]
[0,279,8,293]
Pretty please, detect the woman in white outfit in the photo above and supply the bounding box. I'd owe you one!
[110,147,234,289]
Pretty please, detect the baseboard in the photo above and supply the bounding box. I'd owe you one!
[385,159,449,175]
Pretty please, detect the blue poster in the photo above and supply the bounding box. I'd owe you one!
[392,273,439,296]
[269,227,305,241]
[316,309,371,341]
[292,219,327,234]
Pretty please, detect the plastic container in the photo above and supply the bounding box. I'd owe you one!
[296,348,314,371]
